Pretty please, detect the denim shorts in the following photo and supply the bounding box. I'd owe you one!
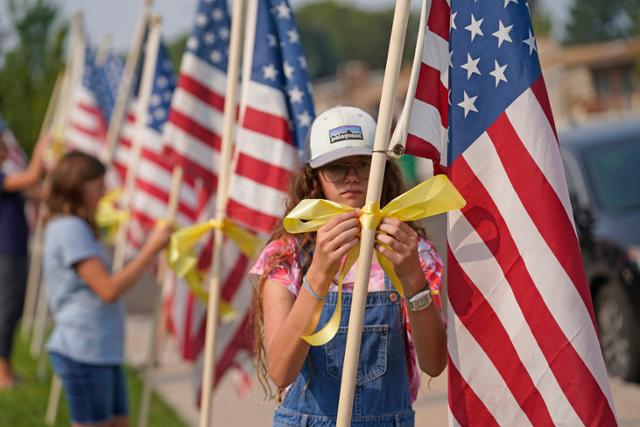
[49,352,129,424]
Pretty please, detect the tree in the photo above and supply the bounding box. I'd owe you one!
[0,0,66,153]
[295,1,419,80]
[529,0,553,38]
[564,0,640,45]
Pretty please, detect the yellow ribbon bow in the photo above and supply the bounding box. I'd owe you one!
[95,189,128,245]
[168,218,263,322]
[283,174,466,346]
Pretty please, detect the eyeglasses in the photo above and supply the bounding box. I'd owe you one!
[320,160,371,183]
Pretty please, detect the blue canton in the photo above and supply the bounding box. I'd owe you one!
[185,0,231,73]
[252,0,315,151]
[147,42,176,132]
[448,0,541,162]
[83,48,123,124]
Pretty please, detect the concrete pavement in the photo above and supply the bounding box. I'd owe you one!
[124,314,640,427]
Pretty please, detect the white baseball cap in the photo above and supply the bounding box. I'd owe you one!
[305,106,376,168]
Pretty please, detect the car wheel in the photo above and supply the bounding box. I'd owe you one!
[595,281,640,382]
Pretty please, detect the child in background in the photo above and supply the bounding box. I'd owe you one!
[43,151,172,427]
[251,106,447,426]
[0,135,47,389]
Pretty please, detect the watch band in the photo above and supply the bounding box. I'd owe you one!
[407,287,433,311]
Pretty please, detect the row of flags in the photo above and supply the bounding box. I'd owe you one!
[6,0,616,424]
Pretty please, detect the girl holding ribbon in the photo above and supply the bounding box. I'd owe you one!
[251,106,448,426]
[43,151,172,427]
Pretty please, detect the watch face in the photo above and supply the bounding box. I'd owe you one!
[409,290,432,311]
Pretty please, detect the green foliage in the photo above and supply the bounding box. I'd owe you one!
[161,1,420,81]
[0,0,66,154]
[0,330,189,427]
[564,0,640,45]
[529,0,553,37]
[295,1,419,79]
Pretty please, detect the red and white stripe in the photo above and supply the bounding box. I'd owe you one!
[226,79,300,234]
[446,80,617,425]
[65,85,107,158]
[403,0,450,174]
[161,49,254,383]
[163,53,226,202]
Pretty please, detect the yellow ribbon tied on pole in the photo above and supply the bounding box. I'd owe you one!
[283,174,466,346]
[95,189,128,245]
[168,218,263,322]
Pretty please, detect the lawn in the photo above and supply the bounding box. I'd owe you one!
[0,332,189,427]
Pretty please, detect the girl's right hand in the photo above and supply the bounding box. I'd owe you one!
[308,210,361,285]
[144,221,173,254]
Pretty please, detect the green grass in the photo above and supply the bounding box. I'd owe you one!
[0,332,189,427]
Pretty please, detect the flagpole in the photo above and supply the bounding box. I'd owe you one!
[30,12,86,360]
[112,16,163,272]
[20,71,64,342]
[199,1,247,425]
[95,34,113,66]
[335,1,412,426]
[42,14,87,426]
[138,166,183,427]
[389,0,432,157]
[101,0,153,166]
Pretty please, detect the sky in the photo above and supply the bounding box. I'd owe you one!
[2,0,572,52]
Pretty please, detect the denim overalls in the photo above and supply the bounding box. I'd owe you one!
[273,253,414,427]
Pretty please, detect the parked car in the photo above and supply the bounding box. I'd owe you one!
[560,118,640,382]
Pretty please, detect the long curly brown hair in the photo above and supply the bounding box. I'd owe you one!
[251,159,425,400]
[46,151,106,233]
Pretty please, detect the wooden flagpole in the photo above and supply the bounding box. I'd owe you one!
[30,12,86,360]
[335,1,412,425]
[199,1,247,425]
[20,71,64,342]
[101,0,153,166]
[112,16,162,272]
[95,34,113,66]
[388,0,432,157]
[42,13,87,426]
[138,166,183,427]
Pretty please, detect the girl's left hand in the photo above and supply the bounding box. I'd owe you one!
[375,218,425,297]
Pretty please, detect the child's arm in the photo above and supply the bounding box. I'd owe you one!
[1,136,47,192]
[263,211,361,388]
[75,223,172,303]
[376,218,448,377]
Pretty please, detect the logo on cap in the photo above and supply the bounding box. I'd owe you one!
[328,125,363,144]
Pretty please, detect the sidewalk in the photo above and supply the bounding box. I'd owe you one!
[125,314,640,426]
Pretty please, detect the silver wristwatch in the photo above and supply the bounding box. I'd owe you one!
[406,287,433,311]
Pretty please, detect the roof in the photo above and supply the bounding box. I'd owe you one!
[539,37,640,70]
[559,116,640,150]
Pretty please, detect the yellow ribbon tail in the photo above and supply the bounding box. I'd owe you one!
[181,269,238,323]
[301,247,359,346]
[169,221,219,265]
[221,219,264,259]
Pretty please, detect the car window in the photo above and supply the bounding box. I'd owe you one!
[582,140,640,213]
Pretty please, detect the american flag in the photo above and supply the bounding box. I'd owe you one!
[405,0,617,424]
[0,114,27,174]
[126,41,203,253]
[213,0,316,386]
[227,0,315,233]
[66,48,123,158]
[160,0,235,364]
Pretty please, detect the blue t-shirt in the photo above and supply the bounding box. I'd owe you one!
[44,216,125,365]
[0,172,29,255]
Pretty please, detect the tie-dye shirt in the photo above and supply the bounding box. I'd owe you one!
[249,235,444,402]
